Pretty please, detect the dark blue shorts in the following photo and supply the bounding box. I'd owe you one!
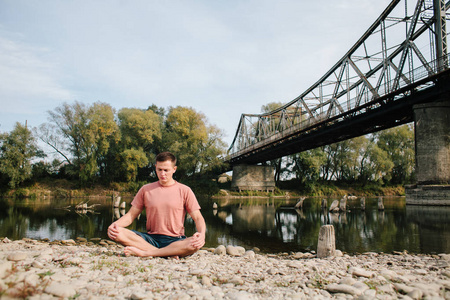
[131,231,186,248]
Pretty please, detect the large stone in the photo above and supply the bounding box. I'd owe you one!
[326,283,362,296]
[317,225,336,258]
[7,252,27,261]
[45,283,77,298]
[214,245,226,255]
[226,245,245,256]
[0,261,12,279]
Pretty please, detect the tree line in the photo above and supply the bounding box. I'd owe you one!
[0,101,227,189]
[0,101,415,193]
[262,102,415,191]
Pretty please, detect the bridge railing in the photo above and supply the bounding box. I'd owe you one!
[228,0,449,159]
[228,54,449,159]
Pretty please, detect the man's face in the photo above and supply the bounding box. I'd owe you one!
[155,160,177,186]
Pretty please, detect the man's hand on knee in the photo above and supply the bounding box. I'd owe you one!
[189,232,205,250]
[107,223,120,240]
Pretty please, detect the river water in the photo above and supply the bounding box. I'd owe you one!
[1,196,449,254]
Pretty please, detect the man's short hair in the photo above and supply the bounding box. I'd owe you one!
[156,152,177,165]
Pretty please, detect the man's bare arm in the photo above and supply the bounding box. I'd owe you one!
[189,209,206,249]
[108,206,143,240]
[114,206,142,228]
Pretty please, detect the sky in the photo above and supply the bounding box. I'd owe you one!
[0,0,392,147]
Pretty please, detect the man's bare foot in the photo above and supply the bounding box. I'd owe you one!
[124,246,153,257]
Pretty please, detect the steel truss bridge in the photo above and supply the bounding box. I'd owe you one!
[227,0,450,166]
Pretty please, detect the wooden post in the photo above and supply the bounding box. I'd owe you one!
[378,197,384,211]
[114,195,121,208]
[321,199,327,210]
[317,225,336,258]
[295,197,306,209]
[329,200,339,213]
[360,197,366,210]
[339,196,347,212]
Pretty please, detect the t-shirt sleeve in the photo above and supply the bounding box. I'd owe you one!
[184,187,201,213]
[131,186,146,210]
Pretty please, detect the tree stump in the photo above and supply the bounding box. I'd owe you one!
[329,200,339,212]
[360,197,366,210]
[321,199,327,210]
[294,197,306,209]
[339,196,347,212]
[378,197,385,211]
[114,196,121,208]
[317,225,336,258]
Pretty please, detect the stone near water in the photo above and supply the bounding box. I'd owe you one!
[226,245,245,256]
[321,198,327,210]
[339,196,347,211]
[329,200,339,212]
[214,245,226,255]
[317,225,336,258]
[378,197,385,210]
[294,197,306,209]
[113,196,121,207]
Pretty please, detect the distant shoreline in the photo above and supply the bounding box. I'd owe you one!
[2,179,406,200]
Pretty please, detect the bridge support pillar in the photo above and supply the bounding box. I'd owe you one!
[406,100,450,205]
[231,165,275,192]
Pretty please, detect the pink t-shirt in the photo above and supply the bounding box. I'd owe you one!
[131,181,201,237]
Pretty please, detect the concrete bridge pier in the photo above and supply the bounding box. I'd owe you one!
[231,164,275,192]
[406,100,450,205]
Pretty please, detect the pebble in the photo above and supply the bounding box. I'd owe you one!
[7,252,27,261]
[0,238,449,299]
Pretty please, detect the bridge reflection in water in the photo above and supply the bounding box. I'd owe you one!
[204,197,450,254]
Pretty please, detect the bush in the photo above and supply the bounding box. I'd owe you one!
[14,188,30,198]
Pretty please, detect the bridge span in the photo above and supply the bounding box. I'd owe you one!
[226,0,450,204]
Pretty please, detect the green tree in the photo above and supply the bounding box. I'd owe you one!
[42,101,120,184]
[0,122,41,188]
[289,148,326,185]
[115,107,162,181]
[118,107,162,150]
[162,106,226,179]
[320,137,367,182]
[120,148,149,182]
[358,135,394,184]
[261,102,286,183]
[375,124,415,184]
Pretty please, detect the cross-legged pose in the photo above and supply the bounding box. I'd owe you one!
[108,152,206,258]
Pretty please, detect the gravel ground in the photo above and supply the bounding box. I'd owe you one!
[1,237,450,299]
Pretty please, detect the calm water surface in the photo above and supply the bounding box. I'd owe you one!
[1,196,449,254]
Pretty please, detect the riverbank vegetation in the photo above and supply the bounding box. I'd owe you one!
[0,101,414,199]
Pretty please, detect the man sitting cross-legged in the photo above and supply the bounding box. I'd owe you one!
[107,152,206,258]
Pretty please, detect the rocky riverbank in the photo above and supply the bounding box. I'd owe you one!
[1,238,450,300]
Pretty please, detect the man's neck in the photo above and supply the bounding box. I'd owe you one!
[159,179,176,187]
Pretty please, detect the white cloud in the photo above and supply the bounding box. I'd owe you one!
[0,30,73,131]
[0,0,392,143]
[0,35,72,102]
